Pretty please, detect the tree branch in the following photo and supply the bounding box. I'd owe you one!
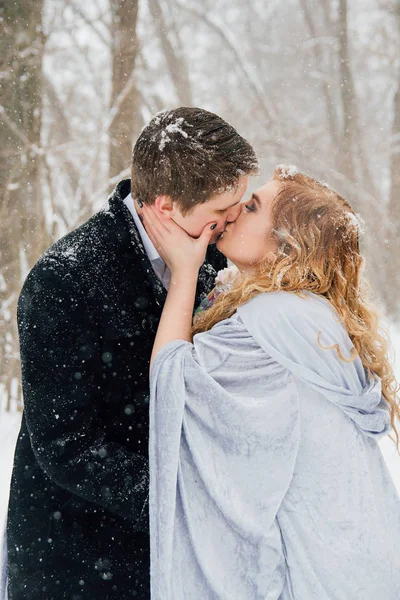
[175,1,277,126]
[0,105,43,155]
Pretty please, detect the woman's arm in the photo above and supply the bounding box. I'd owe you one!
[150,269,198,369]
[141,204,216,370]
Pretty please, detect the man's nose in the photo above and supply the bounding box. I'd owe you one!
[226,203,242,224]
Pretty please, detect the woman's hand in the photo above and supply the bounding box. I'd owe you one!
[142,205,216,368]
[141,204,216,275]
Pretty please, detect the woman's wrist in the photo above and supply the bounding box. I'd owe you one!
[169,267,199,287]
[150,269,197,370]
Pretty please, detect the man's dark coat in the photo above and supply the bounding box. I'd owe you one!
[6,180,226,599]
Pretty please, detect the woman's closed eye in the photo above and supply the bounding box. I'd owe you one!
[244,203,256,213]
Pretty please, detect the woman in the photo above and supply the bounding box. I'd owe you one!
[142,165,400,600]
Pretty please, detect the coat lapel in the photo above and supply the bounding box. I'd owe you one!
[107,179,220,312]
[107,180,167,308]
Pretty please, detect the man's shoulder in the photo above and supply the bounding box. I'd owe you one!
[28,214,110,276]
[43,179,132,264]
[22,182,135,298]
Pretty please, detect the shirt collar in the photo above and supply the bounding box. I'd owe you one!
[123,193,162,264]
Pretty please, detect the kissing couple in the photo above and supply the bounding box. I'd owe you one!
[4,107,400,600]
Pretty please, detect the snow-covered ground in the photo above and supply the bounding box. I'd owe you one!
[1,326,400,528]
[0,410,20,527]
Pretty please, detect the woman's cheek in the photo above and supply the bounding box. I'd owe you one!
[248,234,268,263]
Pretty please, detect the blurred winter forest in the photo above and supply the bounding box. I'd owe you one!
[1,0,400,411]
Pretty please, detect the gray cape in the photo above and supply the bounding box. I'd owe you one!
[149,291,400,599]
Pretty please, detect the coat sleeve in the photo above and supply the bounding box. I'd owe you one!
[18,263,149,530]
[149,329,300,599]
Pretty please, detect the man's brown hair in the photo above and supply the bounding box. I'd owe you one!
[131,107,258,215]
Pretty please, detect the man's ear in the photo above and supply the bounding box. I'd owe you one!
[154,195,175,218]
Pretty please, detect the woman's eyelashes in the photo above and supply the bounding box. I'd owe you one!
[244,202,256,213]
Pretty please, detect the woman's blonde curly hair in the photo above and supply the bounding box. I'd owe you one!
[192,165,400,451]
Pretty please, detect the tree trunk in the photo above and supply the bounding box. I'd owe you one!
[387,4,400,319]
[335,0,386,298]
[337,0,357,181]
[148,0,193,106]
[0,0,46,409]
[109,0,140,181]
[300,0,339,149]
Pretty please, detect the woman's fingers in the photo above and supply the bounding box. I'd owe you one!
[140,203,217,273]
[142,204,168,232]
[142,209,167,251]
[141,205,171,249]
[146,204,175,233]
[142,205,182,239]
[199,221,217,249]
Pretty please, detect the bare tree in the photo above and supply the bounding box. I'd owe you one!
[387,0,400,317]
[0,0,47,409]
[109,0,140,179]
[148,0,193,105]
[336,0,357,181]
[300,0,340,150]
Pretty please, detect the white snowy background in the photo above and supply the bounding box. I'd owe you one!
[1,0,400,546]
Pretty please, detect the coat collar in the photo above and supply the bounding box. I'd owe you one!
[106,180,220,311]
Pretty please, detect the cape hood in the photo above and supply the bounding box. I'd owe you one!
[237,291,391,439]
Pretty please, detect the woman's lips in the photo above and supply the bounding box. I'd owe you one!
[218,223,233,240]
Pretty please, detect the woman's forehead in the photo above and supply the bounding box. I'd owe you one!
[256,180,280,205]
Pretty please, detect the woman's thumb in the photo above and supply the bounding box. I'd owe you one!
[199,222,217,247]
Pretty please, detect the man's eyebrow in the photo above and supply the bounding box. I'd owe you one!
[252,193,261,207]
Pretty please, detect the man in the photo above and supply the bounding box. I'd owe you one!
[6,107,258,599]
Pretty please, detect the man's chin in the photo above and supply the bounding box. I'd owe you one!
[210,233,223,245]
